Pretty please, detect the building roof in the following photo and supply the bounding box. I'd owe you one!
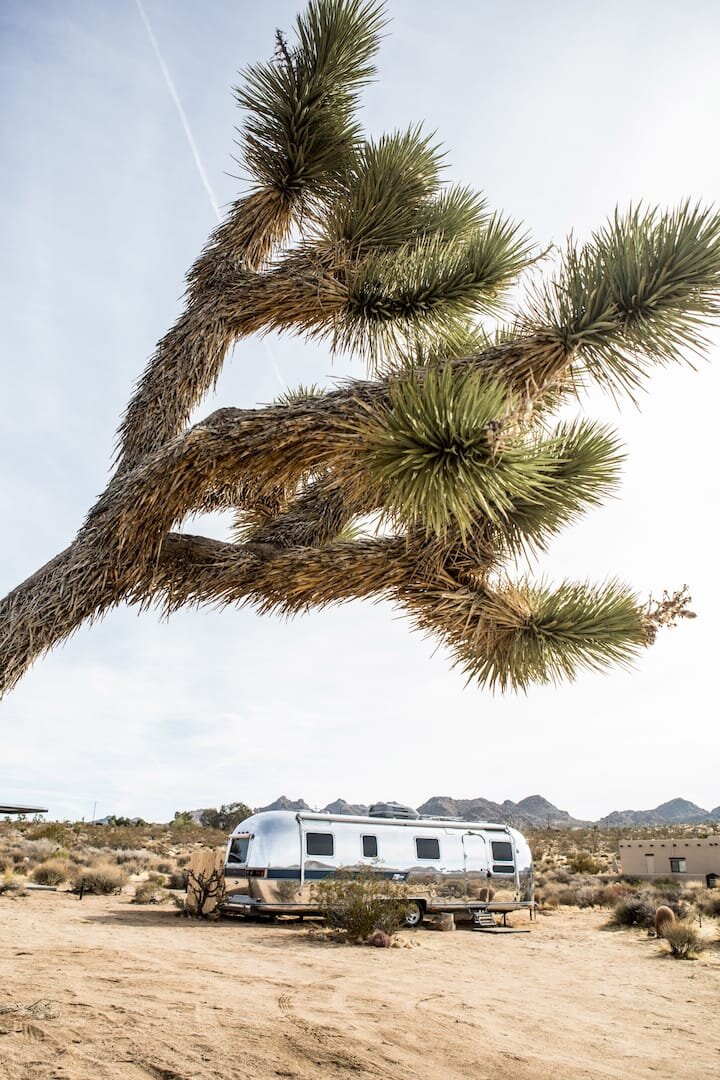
[0,803,48,815]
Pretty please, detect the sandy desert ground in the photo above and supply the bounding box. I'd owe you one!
[1,892,718,1080]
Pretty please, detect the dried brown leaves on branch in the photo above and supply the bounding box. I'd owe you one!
[2,0,717,698]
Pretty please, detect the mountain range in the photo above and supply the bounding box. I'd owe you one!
[252,794,720,828]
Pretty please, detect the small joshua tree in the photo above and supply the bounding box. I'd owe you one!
[0,0,714,698]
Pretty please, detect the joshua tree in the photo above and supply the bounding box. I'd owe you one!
[0,0,713,697]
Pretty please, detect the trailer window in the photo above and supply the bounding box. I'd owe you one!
[306,832,334,857]
[362,835,378,858]
[415,837,440,860]
[228,837,250,864]
[492,865,515,874]
[491,841,513,862]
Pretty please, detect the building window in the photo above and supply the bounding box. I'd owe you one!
[362,835,378,858]
[306,832,334,857]
[669,858,687,874]
[415,837,440,860]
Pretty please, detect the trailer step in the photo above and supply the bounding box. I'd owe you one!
[470,911,498,929]
[472,926,531,934]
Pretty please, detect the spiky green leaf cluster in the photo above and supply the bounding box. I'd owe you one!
[530,202,720,395]
[456,580,648,692]
[236,0,387,203]
[358,368,624,546]
[339,218,532,364]
[498,420,625,555]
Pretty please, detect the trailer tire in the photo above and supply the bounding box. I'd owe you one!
[403,901,424,928]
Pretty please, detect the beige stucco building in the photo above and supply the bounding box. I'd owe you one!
[618,835,720,882]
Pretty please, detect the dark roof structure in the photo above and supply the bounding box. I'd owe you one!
[0,803,48,815]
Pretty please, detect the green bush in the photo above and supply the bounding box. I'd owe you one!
[312,868,412,941]
[73,863,128,895]
[567,852,602,875]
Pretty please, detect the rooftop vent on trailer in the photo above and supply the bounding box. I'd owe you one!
[368,802,419,819]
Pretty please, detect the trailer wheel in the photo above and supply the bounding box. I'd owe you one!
[403,901,424,928]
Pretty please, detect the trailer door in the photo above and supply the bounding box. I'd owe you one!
[462,832,491,897]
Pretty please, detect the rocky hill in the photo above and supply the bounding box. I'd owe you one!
[598,798,716,827]
[249,794,719,828]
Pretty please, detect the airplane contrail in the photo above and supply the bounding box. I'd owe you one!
[134,0,221,223]
[133,0,291,392]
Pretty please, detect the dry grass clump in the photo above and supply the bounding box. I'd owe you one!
[0,870,28,897]
[26,822,74,846]
[113,848,152,868]
[72,863,128,895]
[166,868,189,891]
[696,890,720,917]
[31,859,72,886]
[538,876,629,911]
[663,920,704,959]
[132,873,168,904]
[10,838,56,866]
[609,892,657,928]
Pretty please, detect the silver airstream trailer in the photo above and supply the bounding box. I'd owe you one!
[222,805,534,925]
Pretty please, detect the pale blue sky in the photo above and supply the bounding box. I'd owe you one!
[2,1,719,822]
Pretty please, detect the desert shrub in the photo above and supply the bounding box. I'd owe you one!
[113,849,151,868]
[132,873,168,904]
[651,877,681,890]
[538,878,626,910]
[536,885,560,909]
[167,869,189,891]
[592,883,629,907]
[31,859,71,886]
[551,867,571,884]
[611,892,656,928]
[311,868,412,941]
[664,921,703,959]
[0,871,28,897]
[696,891,720,917]
[567,852,602,875]
[72,863,128,895]
[116,858,144,875]
[27,823,72,845]
[571,885,602,908]
[155,860,173,874]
